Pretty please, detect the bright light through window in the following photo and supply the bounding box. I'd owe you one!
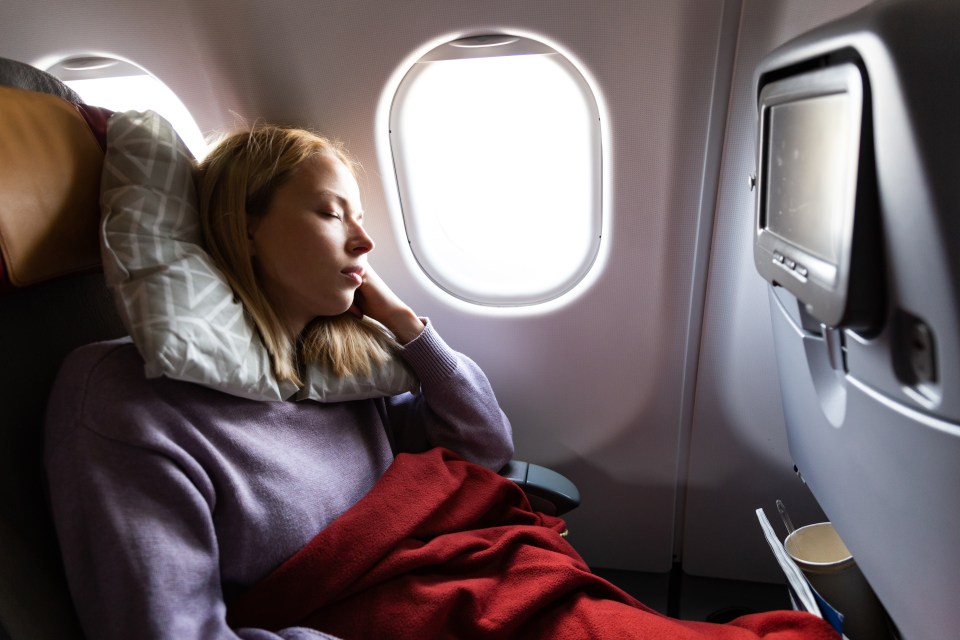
[50,58,207,159]
[390,36,602,306]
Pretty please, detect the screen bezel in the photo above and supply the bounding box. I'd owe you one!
[754,63,864,328]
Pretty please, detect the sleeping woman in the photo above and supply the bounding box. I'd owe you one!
[45,123,514,639]
[45,117,836,639]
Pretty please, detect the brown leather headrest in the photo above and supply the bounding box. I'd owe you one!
[0,86,104,291]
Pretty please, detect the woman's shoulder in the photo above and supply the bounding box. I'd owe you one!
[59,335,143,380]
[47,337,214,447]
[49,337,152,408]
[46,338,144,450]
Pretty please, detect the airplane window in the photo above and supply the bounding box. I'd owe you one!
[47,56,208,159]
[389,35,602,306]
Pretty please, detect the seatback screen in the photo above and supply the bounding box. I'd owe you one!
[753,62,870,328]
[765,93,851,266]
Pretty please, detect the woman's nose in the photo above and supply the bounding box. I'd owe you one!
[348,221,375,255]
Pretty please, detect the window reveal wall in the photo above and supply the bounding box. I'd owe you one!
[48,56,208,159]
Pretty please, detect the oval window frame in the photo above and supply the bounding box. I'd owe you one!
[388,34,603,307]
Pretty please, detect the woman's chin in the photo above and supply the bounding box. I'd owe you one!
[310,303,359,322]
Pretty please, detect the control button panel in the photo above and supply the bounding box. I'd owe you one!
[771,252,808,280]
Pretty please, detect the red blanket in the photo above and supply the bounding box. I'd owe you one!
[227,448,836,639]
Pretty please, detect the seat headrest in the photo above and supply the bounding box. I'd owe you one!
[0,57,82,104]
[0,86,106,293]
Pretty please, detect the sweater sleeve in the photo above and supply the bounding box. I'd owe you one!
[44,345,339,640]
[384,320,514,470]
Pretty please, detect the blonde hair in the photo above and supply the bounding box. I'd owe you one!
[196,125,398,385]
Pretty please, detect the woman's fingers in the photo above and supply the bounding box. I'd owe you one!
[352,266,424,344]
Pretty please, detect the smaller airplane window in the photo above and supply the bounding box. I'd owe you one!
[389,35,603,306]
[47,56,207,159]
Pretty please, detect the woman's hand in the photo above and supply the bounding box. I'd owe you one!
[350,265,425,345]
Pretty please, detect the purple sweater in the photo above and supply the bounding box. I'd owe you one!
[44,322,513,640]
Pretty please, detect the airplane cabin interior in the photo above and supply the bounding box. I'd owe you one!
[1,0,957,638]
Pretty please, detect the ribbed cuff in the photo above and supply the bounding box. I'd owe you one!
[398,318,459,385]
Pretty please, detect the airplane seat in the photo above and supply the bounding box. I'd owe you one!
[0,59,125,639]
[0,58,83,104]
[752,1,960,637]
[0,57,579,640]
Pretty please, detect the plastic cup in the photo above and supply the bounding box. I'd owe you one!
[784,522,893,639]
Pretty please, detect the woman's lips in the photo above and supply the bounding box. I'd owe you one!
[342,265,365,286]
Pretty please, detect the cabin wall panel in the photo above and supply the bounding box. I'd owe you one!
[341,0,729,572]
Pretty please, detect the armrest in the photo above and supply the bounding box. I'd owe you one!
[499,460,581,516]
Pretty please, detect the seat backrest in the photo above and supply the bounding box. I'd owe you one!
[0,59,126,640]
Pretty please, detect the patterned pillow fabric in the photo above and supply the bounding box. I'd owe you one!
[100,110,418,402]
